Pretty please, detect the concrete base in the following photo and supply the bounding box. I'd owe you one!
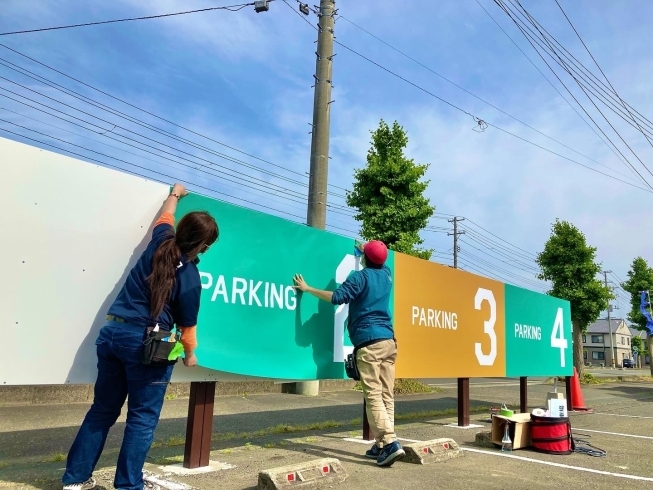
[403,438,463,465]
[258,458,347,489]
[444,423,485,429]
[160,460,236,475]
[295,381,320,396]
[0,379,356,406]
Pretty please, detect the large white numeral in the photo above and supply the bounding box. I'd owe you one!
[474,288,497,366]
[551,307,567,367]
[333,254,361,362]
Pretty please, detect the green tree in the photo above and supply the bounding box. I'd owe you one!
[620,257,653,374]
[536,220,612,376]
[346,120,435,260]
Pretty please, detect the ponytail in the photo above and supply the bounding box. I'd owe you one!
[148,237,182,319]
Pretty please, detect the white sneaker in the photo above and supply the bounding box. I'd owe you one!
[142,472,161,490]
[63,478,96,490]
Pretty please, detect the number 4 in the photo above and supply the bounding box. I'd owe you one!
[551,307,567,367]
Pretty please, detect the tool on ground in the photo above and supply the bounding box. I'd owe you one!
[499,404,514,417]
[571,433,607,457]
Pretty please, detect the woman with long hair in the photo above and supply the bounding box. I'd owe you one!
[62,183,219,490]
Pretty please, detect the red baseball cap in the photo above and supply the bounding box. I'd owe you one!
[363,240,388,265]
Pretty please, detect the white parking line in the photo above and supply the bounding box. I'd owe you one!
[462,448,653,482]
[593,412,653,420]
[573,429,653,440]
[343,437,421,444]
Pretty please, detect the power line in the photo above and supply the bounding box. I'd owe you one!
[503,0,653,137]
[460,226,537,263]
[458,250,546,290]
[337,14,639,184]
[509,0,653,138]
[0,107,359,230]
[458,257,546,291]
[283,0,652,192]
[610,271,626,284]
[0,124,364,239]
[551,0,653,149]
[529,24,653,143]
[461,231,536,266]
[317,23,653,192]
[0,126,308,220]
[0,82,321,207]
[494,0,653,189]
[0,2,262,37]
[464,218,538,258]
[0,76,353,211]
[0,86,360,228]
[0,54,350,201]
[474,0,646,184]
[0,43,351,194]
[460,238,540,275]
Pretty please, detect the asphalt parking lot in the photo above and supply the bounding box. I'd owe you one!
[0,380,651,489]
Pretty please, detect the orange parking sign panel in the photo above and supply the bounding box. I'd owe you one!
[394,254,506,378]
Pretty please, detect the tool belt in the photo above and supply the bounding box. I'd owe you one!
[344,338,397,381]
[344,350,360,381]
[142,327,183,366]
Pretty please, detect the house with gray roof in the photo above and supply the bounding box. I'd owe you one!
[582,318,632,367]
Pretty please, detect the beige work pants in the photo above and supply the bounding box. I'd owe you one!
[356,338,397,446]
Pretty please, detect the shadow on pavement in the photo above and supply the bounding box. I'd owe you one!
[597,384,653,402]
[1,395,497,489]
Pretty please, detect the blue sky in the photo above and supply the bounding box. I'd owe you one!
[2,0,652,312]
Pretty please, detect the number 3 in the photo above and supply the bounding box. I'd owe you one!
[475,288,497,366]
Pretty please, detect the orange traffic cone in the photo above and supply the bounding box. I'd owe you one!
[570,367,593,412]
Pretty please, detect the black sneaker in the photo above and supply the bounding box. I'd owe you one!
[365,443,382,459]
[376,441,405,467]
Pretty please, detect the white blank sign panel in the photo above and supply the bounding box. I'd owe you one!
[1,137,268,385]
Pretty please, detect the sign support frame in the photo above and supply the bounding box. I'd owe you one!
[183,381,216,469]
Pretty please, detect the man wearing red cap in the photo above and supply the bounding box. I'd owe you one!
[293,240,404,467]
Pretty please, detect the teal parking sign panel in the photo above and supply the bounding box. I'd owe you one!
[505,285,573,377]
[176,194,394,380]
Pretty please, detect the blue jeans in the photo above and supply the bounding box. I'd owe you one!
[63,322,174,490]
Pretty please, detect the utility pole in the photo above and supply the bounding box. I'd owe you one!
[603,271,616,368]
[295,0,336,397]
[448,217,465,269]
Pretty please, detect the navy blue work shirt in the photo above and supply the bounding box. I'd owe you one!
[108,214,202,330]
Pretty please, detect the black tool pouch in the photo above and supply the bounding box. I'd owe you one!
[344,348,360,381]
[142,328,180,366]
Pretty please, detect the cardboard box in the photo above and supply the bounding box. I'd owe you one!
[491,413,532,450]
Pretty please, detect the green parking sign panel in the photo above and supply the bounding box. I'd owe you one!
[504,284,573,377]
[176,195,392,380]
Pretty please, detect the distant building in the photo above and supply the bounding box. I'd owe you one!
[582,318,632,367]
[629,327,650,366]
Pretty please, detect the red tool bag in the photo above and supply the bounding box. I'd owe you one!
[530,414,575,455]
